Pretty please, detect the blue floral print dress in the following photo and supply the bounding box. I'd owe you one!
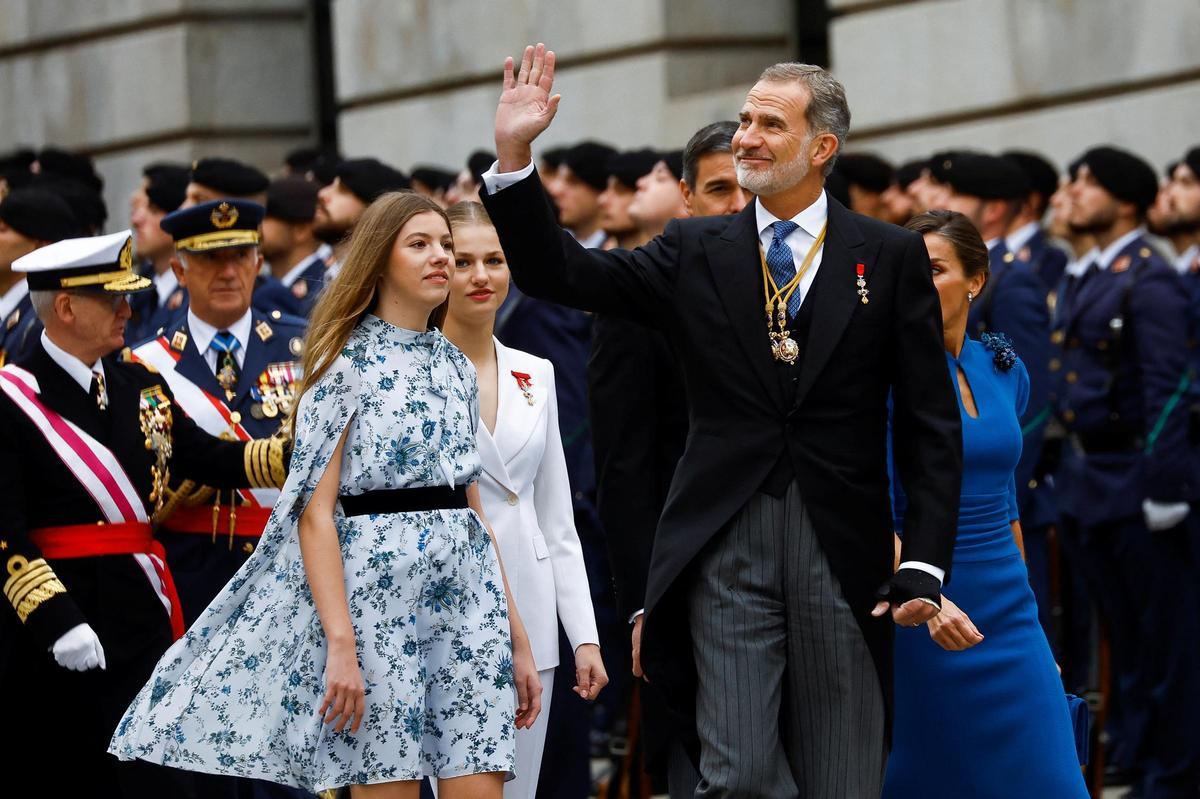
[110,315,516,791]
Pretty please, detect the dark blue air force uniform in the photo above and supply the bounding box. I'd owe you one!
[0,291,40,367]
[1051,233,1200,798]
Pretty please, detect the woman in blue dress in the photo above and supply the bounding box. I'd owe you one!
[883,210,1088,798]
[110,192,541,797]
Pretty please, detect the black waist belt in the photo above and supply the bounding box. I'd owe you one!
[1070,431,1145,455]
[339,485,469,517]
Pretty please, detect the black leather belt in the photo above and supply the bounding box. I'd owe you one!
[339,485,469,517]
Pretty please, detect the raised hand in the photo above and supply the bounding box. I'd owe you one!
[495,43,562,171]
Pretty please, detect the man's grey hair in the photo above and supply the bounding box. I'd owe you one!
[30,290,58,322]
[757,62,851,177]
[682,120,739,189]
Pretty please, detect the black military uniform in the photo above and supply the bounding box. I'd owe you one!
[1,231,288,797]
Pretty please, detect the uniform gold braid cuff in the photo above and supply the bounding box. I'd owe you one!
[244,441,268,488]
[5,556,67,623]
[266,438,287,488]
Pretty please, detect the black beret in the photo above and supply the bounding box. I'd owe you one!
[335,158,411,203]
[32,176,107,233]
[894,159,925,190]
[926,150,965,184]
[1069,146,1158,213]
[606,149,659,189]
[562,141,617,191]
[466,151,495,186]
[190,157,269,196]
[266,176,319,222]
[661,150,684,182]
[308,151,343,186]
[35,148,103,193]
[825,169,851,207]
[0,187,80,242]
[940,152,1029,200]
[0,148,36,187]
[1184,147,1200,181]
[836,153,894,193]
[143,163,189,213]
[1002,150,1058,200]
[284,146,339,174]
[540,146,569,172]
[411,166,457,192]
[160,199,265,252]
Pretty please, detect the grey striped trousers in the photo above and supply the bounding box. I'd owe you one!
[688,482,886,798]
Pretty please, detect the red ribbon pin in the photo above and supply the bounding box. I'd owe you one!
[511,371,535,405]
[856,262,869,304]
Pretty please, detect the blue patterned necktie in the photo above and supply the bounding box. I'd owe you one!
[766,220,802,317]
[210,330,241,401]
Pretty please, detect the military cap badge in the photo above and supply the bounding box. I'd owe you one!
[210,201,239,230]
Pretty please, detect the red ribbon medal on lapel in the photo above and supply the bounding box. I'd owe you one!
[511,371,535,405]
[856,262,869,305]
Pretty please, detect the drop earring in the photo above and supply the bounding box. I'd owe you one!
[967,291,975,303]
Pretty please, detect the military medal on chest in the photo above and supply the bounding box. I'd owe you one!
[760,223,827,365]
[856,262,870,305]
[251,361,301,420]
[511,371,536,405]
[139,385,174,515]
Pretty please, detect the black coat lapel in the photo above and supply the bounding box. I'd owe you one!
[701,204,786,412]
[25,341,107,442]
[793,199,874,408]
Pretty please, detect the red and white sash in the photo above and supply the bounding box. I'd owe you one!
[134,337,278,507]
[0,364,180,632]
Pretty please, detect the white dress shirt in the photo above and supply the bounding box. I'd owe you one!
[41,330,104,393]
[152,268,179,309]
[1094,227,1145,272]
[1005,221,1040,255]
[0,279,29,322]
[484,160,945,589]
[754,192,827,307]
[1173,243,1199,276]
[187,308,251,373]
[278,248,327,288]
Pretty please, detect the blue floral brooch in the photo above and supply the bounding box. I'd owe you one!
[981,332,1017,372]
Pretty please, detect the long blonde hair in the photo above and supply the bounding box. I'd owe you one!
[289,192,451,430]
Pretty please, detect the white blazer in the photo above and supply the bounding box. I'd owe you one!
[476,339,600,670]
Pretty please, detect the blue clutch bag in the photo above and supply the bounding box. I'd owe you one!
[1066,693,1090,765]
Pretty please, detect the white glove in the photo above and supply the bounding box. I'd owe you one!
[51,623,107,671]
[1142,499,1191,532]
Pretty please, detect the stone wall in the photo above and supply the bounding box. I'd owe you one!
[0,0,316,224]
[830,0,1200,172]
[332,0,793,170]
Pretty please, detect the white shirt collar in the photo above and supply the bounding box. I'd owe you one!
[1065,247,1100,278]
[1005,222,1040,254]
[279,248,326,287]
[315,242,333,262]
[754,190,829,241]
[0,279,29,322]
[1095,227,1145,271]
[40,329,103,393]
[187,307,253,356]
[985,237,1004,253]
[572,229,608,249]
[153,268,179,307]
[1173,243,1199,275]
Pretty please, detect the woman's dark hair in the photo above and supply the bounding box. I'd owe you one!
[904,209,990,282]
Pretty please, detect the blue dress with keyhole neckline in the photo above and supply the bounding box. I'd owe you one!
[884,337,1088,798]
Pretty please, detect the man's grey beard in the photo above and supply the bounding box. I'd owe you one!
[736,152,812,196]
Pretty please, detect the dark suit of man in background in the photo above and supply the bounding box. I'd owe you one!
[482,45,962,798]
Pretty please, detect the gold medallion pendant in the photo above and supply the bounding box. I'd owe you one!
[777,335,800,364]
[760,223,827,366]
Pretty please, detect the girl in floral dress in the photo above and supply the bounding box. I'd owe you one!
[111,193,541,798]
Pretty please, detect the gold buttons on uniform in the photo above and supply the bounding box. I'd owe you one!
[506,493,518,506]
[1051,330,1065,345]
[229,411,242,425]
[242,542,255,554]
[1063,409,1076,423]
[1028,479,1038,489]
[1066,371,1078,384]
[1049,358,1061,371]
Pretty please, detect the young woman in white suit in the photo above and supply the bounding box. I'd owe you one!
[441,201,608,798]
